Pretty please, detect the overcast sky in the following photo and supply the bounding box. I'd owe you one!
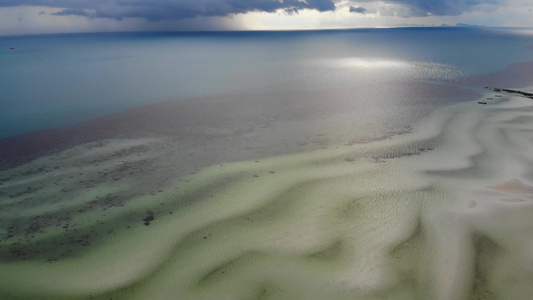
[1,0,532,35]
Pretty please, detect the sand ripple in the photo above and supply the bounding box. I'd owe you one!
[2,94,533,299]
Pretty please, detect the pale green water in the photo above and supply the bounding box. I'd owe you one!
[2,91,533,299]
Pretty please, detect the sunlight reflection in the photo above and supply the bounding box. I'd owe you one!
[314,58,412,69]
[490,28,533,37]
[307,58,465,81]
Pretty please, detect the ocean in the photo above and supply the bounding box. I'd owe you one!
[1,27,533,299]
[1,28,533,139]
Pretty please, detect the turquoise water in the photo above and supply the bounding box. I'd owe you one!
[1,28,533,138]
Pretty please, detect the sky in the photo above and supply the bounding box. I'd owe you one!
[0,0,532,35]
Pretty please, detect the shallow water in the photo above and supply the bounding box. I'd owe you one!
[2,28,533,299]
[2,91,533,299]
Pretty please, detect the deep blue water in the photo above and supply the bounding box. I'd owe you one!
[1,27,533,139]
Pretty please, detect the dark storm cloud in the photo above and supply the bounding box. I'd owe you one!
[1,0,335,21]
[349,6,367,14]
[1,0,505,20]
[384,0,503,16]
[51,8,94,18]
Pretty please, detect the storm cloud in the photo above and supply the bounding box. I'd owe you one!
[349,6,367,14]
[384,0,503,16]
[1,0,506,21]
[2,0,335,21]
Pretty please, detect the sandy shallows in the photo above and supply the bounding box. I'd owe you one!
[2,90,533,299]
[0,127,437,299]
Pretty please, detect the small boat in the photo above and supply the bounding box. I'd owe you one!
[9,47,15,50]
[478,101,487,105]
[487,97,493,99]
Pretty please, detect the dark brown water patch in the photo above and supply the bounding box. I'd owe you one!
[454,61,533,89]
[0,84,476,172]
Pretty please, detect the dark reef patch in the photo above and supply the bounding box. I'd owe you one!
[143,210,155,226]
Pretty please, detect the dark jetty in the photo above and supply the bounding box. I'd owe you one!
[500,88,533,99]
[486,87,533,99]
